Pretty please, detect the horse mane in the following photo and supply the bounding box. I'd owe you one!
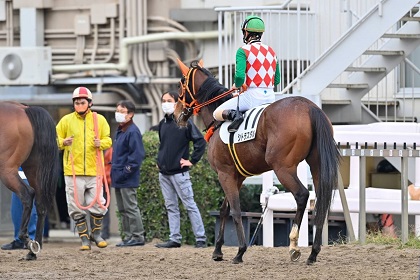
[190,62,230,113]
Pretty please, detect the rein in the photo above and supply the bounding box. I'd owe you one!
[71,112,110,210]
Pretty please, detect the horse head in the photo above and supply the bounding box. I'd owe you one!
[174,59,230,128]
[174,59,205,127]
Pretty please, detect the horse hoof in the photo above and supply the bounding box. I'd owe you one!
[231,258,243,264]
[212,254,224,262]
[289,249,301,262]
[25,252,37,261]
[28,240,41,254]
[306,257,316,265]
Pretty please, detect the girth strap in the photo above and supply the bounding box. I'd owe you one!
[227,133,260,177]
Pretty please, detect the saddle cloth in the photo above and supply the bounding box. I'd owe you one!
[220,104,269,144]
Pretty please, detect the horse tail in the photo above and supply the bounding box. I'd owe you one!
[25,106,59,207]
[310,106,341,229]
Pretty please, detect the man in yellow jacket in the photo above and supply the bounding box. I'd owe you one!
[56,86,112,250]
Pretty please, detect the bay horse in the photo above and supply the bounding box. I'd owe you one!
[0,102,59,260]
[174,60,341,265]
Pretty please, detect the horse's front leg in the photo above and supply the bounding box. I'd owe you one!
[231,206,247,264]
[289,187,310,262]
[212,198,229,261]
[214,171,246,263]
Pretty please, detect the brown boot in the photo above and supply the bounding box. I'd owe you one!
[75,218,91,251]
[90,214,107,248]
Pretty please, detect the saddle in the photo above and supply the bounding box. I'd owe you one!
[219,104,269,144]
[219,104,269,177]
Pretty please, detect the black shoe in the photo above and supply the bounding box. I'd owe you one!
[155,240,181,248]
[226,109,244,133]
[1,240,26,250]
[116,239,129,247]
[195,241,207,248]
[227,116,244,133]
[125,239,145,247]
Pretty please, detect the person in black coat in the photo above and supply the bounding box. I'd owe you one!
[155,91,207,249]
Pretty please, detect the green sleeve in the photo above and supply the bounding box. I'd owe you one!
[234,48,247,87]
[274,61,281,87]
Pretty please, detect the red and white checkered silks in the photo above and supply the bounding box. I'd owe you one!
[241,42,277,88]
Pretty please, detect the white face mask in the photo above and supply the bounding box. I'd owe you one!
[161,102,175,114]
[115,112,127,123]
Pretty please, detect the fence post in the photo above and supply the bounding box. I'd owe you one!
[401,156,409,243]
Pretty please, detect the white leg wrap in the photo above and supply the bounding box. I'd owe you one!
[289,223,300,250]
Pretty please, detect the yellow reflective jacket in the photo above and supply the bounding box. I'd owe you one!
[56,110,112,176]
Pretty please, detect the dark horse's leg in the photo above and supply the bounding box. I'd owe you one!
[23,165,46,261]
[17,180,36,246]
[0,172,34,249]
[212,197,229,261]
[229,195,247,264]
[216,174,247,264]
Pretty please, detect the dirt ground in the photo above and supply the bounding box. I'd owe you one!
[0,238,418,280]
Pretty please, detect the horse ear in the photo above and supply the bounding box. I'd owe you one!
[198,59,204,67]
[176,58,189,76]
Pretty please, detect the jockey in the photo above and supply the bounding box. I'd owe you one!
[213,15,281,132]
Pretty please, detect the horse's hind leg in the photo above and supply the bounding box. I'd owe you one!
[30,194,46,258]
[24,166,47,260]
[0,172,34,252]
[307,219,324,265]
[212,197,229,261]
[306,157,322,265]
[274,167,309,262]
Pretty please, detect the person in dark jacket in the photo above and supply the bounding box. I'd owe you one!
[111,100,146,247]
[155,91,207,249]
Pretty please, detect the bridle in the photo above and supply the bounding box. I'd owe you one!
[178,66,200,120]
[178,65,236,122]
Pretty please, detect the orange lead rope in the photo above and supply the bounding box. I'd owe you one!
[72,112,110,210]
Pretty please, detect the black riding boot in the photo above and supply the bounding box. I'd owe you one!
[75,217,91,251]
[90,214,108,248]
[222,109,244,133]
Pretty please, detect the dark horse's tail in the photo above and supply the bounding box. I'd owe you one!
[310,106,341,229]
[25,106,59,207]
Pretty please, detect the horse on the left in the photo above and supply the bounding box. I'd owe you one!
[0,101,59,260]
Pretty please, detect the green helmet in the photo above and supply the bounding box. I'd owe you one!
[241,15,265,33]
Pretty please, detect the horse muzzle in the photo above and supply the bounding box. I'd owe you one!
[176,108,193,126]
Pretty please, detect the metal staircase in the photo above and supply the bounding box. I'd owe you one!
[289,0,420,124]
